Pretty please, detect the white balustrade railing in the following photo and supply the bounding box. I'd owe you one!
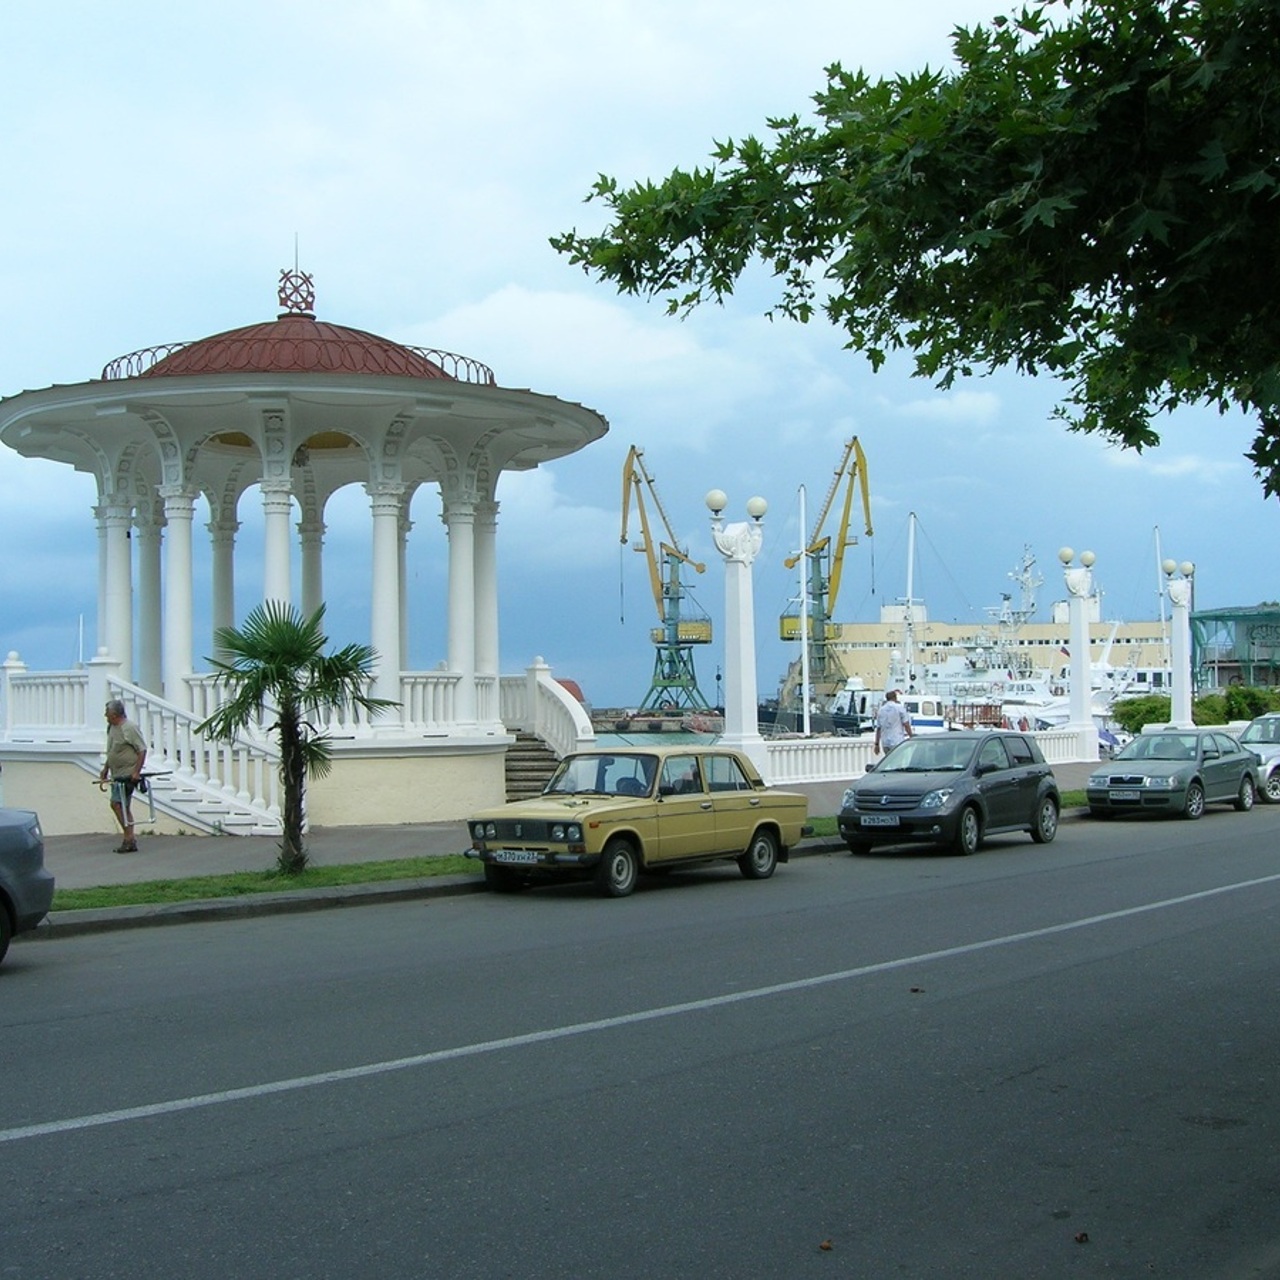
[499,659,594,758]
[3,651,1120,806]
[764,734,876,786]
[3,662,91,736]
[398,672,460,733]
[111,677,281,817]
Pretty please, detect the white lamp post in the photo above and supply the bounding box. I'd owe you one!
[706,489,768,773]
[1163,558,1196,728]
[1059,546,1099,762]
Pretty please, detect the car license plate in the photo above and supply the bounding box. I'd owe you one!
[861,814,900,828]
[493,850,540,864]
[1109,789,1141,801]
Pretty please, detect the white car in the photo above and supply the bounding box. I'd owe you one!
[1238,713,1280,802]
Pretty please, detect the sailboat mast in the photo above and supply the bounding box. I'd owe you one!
[903,511,917,678]
[798,484,811,736]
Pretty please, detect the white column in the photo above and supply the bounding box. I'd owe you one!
[95,510,108,652]
[1059,547,1100,761]
[1164,560,1196,729]
[161,488,196,710]
[368,482,406,710]
[97,497,134,678]
[136,516,164,693]
[706,491,768,775]
[209,521,238,656]
[444,495,478,729]
[398,506,412,668]
[299,518,324,620]
[261,480,293,607]
[474,499,500,728]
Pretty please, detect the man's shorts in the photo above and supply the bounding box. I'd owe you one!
[109,778,136,807]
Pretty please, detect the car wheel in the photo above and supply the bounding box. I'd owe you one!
[1235,775,1256,812]
[1265,771,1280,803]
[1030,796,1059,844]
[0,905,11,965]
[1182,781,1205,820]
[738,829,779,880]
[953,806,982,856]
[483,863,526,893]
[594,838,639,898]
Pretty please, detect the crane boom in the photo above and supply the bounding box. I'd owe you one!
[621,445,704,616]
[783,435,872,618]
[620,445,712,711]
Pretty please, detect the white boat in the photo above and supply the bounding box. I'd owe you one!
[833,517,1170,736]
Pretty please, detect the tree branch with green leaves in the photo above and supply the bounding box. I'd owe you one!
[553,0,1280,495]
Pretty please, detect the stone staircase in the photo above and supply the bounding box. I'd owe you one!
[140,766,282,835]
[505,732,560,800]
[75,756,283,836]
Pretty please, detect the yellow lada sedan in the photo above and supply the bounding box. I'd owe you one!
[467,745,809,897]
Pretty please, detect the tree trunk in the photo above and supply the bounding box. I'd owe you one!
[277,706,308,874]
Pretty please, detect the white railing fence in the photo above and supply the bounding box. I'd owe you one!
[500,658,595,758]
[110,677,282,818]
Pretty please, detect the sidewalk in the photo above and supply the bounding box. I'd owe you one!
[46,822,475,890]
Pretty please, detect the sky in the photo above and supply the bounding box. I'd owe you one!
[2,0,1277,710]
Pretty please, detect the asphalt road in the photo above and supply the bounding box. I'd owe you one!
[4,807,1280,1278]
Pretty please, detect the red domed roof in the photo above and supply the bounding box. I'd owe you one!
[140,314,454,380]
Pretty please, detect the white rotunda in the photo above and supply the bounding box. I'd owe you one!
[0,270,607,834]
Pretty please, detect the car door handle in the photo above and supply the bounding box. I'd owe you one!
[700,801,713,810]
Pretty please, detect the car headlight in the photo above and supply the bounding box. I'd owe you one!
[919,787,954,810]
[1145,775,1179,789]
[549,823,583,842]
[1087,774,1106,788]
[842,786,858,808]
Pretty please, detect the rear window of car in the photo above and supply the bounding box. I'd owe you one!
[1005,734,1038,766]
[704,754,753,793]
[660,756,705,796]
[977,737,1012,772]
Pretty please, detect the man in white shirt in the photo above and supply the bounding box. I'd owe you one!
[873,690,913,755]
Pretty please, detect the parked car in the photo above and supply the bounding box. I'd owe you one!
[1237,712,1280,803]
[0,807,55,964]
[1086,727,1260,819]
[466,746,808,897]
[838,730,1060,856]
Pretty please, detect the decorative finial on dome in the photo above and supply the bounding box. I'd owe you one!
[277,267,316,318]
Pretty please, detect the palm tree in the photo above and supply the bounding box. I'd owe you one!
[198,602,398,874]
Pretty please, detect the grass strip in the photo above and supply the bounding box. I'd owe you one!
[49,800,1084,912]
[52,855,479,912]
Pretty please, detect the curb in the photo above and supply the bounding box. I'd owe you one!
[21,873,487,942]
[19,838,852,943]
[18,821,1091,945]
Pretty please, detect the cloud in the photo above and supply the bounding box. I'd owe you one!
[894,390,1003,425]
[1100,447,1243,483]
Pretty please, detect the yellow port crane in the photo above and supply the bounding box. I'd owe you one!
[779,436,873,695]
[621,445,714,711]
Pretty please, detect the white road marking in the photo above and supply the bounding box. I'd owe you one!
[5,871,1279,1145]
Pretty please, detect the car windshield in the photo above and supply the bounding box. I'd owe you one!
[1113,734,1199,762]
[546,753,656,797]
[877,738,975,773]
[1240,719,1280,745]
